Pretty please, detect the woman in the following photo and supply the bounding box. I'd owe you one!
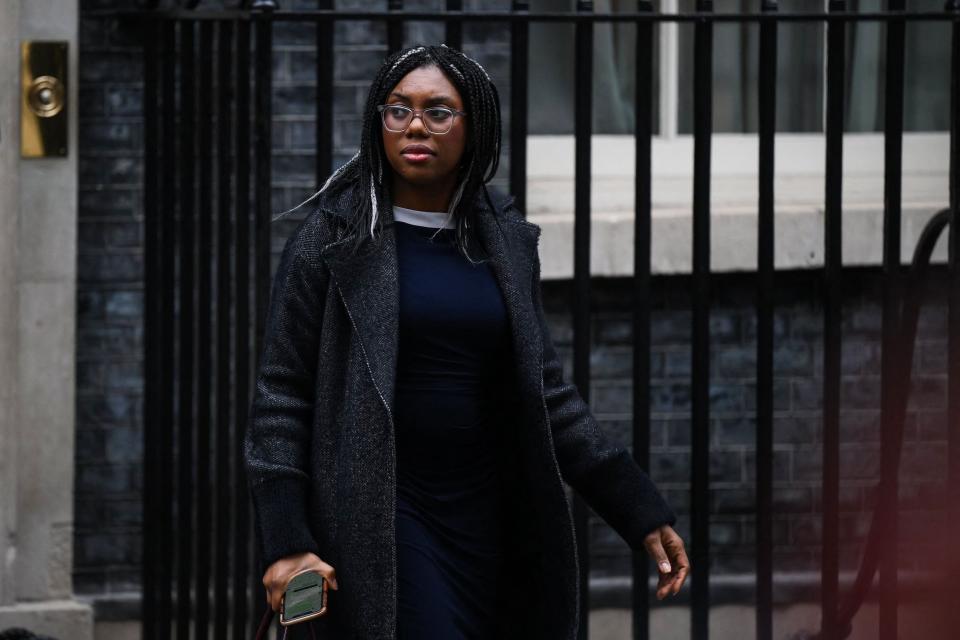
[244,44,688,639]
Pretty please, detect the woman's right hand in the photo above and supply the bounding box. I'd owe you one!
[262,551,339,612]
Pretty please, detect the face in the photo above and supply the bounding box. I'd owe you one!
[380,65,468,191]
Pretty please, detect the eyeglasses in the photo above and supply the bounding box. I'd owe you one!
[377,104,467,135]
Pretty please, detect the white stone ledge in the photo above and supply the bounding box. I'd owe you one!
[526,133,950,280]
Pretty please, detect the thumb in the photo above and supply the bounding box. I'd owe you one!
[645,532,672,574]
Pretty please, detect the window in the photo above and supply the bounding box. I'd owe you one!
[528,0,951,135]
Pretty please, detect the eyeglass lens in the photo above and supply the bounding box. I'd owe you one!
[382,106,455,133]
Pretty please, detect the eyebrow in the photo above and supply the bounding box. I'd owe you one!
[388,91,457,107]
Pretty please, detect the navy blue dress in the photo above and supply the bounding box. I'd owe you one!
[392,207,510,639]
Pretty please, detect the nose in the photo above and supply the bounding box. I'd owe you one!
[405,112,430,136]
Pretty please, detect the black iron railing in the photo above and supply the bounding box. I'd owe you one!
[86,2,960,639]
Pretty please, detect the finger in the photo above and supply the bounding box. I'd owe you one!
[645,534,672,576]
[322,565,339,590]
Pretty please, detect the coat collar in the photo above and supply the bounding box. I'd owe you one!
[316,184,541,419]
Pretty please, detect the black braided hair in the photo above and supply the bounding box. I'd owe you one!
[319,44,503,263]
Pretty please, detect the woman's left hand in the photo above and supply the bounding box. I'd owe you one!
[643,524,690,600]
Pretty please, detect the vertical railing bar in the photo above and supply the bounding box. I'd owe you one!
[509,1,529,215]
[946,0,960,631]
[691,1,713,637]
[879,2,905,639]
[232,16,252,640]
[195,19,215,640]
[822,3,846,639]
[315,0,334,184]
[632,3,655,639]
[388,0,403,55]
[572,2,594,638]
[251,8,275,636]
[445,0,463,51]
[159,19,177,640]
[214,18,234,640]
[177,18,198,640]
[142,15,161,640]
[756,2,777,640]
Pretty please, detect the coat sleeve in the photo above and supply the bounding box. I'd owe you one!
[243,217,327,571]
[530,247,677,550]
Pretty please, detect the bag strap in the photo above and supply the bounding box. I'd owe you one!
[254,608,318,640]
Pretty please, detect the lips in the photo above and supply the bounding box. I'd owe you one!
[401,144,435,156]
[400,144,435,164]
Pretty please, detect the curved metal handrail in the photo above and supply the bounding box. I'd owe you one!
[806,208,951,639]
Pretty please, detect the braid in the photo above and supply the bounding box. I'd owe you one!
[307,44,504,263]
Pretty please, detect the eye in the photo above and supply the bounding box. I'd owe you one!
[425,108,453,122]
[386,105,410,118]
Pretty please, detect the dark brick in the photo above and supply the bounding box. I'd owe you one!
[709,312,741,343]
[589,347,632,379]
[78,253,143,283]
[791,378,822,411]
[76,464,134,494]
[335,47,388,81]
[590,382,631,415]
[78,532,140,565]
[907,376,947,411]
[840,376,881,410]
[273,84,317,116]
[710,488,754,514]
[79,156,143,185]
[900,442,948,481]
[335,21,388,46]
[335,116,363,150]
[80,87,106,117]
[77,392,138,425]
[916,410,947,440]
[79,122,140,151]
[743,449,792,483]
[839,445,879,480]
[651,382,691,413]
[593,318,631,345]
[709,520,741,546]
[651,310,691,344]
[80,187,139,217]
[709,383,744,413]
[774,416,818,445]
[743,378,788,413]
[713,417,754,446]
[709,450,743,483]
[841,340,879,375]
[80,52,143,83]
[743,310,788,340]
[76,429,107,464]
[661,419,692,447]
[273,152,318,183]
[105,427,142,463]
[77,327,141,358]
[104,85,143,116]
[662,347,691,378]
[650,451,690,484]
[103,361,142,390]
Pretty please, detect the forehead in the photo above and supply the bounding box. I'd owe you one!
[387,65,463,107]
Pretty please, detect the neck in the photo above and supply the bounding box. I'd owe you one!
[390,174,459,212]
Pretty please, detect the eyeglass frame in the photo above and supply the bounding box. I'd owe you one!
[376,104,468,135]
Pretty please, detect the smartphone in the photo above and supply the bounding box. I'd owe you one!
[279,569,328,626]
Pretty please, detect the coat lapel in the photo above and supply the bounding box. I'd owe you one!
[317,189,542,423]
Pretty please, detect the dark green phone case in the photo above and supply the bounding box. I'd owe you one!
[281,571,326,625]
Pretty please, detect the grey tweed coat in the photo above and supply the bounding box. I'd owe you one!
[243,182,676,639]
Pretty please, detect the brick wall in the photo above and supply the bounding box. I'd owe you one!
[77,0,951,611]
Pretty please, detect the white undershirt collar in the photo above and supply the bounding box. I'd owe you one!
[392,205,455,229]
